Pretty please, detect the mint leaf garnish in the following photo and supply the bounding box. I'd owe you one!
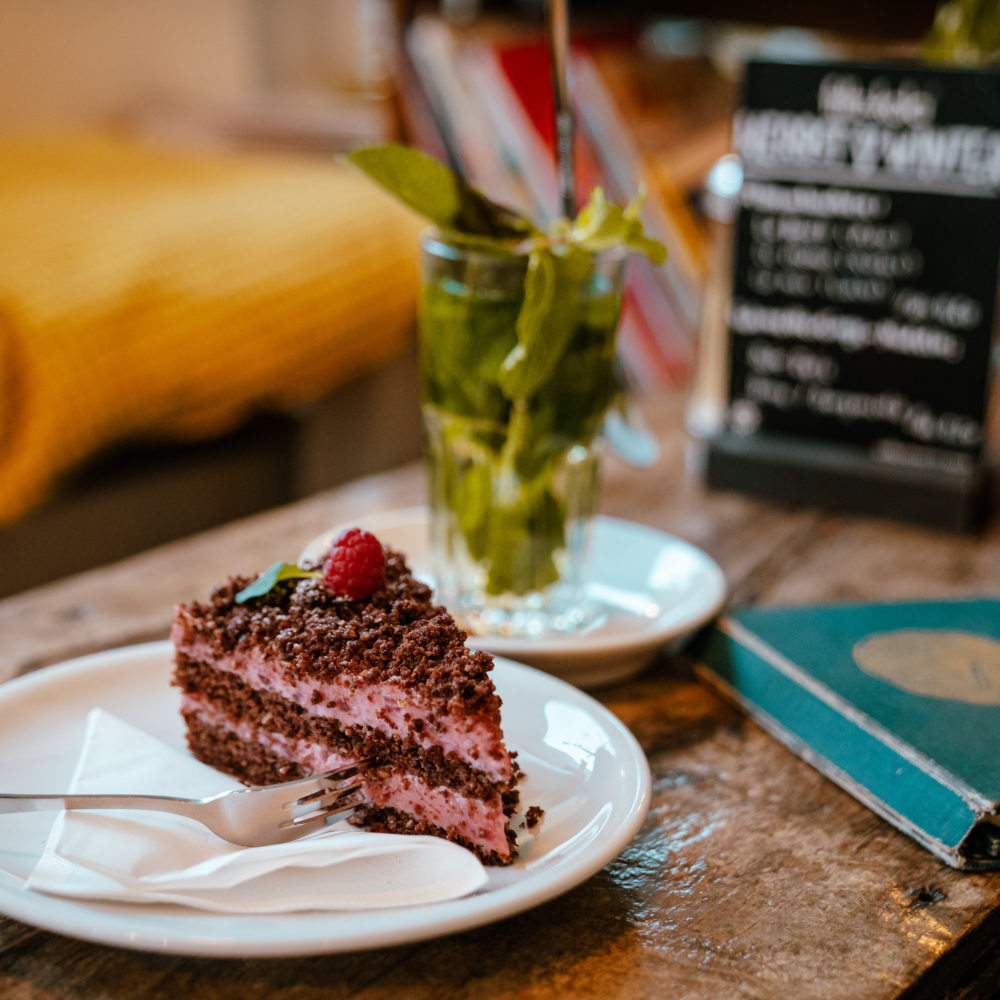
[498,245,592,400]
[346,145,666,266]
[348,143,666,598]
[572,188,667,265]
[235,562,321,603]
[345,143,538,240]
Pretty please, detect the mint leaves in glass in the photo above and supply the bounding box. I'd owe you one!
[347,144,665,638]
[420,234,622,635]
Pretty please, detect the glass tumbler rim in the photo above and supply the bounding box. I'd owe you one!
[419,226,628,269]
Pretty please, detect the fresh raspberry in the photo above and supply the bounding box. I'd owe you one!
[322,528,386,600]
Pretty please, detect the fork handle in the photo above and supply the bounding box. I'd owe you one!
[0,792,202,822]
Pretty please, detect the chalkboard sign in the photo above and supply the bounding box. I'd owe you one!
[706,59,1000,529]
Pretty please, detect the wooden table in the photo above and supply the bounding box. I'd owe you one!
[1,395,998,999]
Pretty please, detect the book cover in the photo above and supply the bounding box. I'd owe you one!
[691,598,1000,869]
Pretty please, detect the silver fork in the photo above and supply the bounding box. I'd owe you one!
[0,762,367,847]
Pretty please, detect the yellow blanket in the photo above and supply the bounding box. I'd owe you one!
[0,134,425,524]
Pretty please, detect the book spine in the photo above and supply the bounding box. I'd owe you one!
[456,38,558,222]
[571,50,706,331]
[615,292,683,390]
[404,15,524,208]
[623,252,696,387]
[693,622,997,870]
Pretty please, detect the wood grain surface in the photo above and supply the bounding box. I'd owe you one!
[1,395,998,1000]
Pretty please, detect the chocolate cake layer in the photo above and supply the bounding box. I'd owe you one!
[187,708,515,866]
[184,710,306,786]
[351,804,516,868]
[175,654,511,800]
[184,708,517,864]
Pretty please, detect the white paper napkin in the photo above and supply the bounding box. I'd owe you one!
[26,708,487,912]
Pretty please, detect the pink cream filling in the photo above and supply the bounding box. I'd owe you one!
[173,623,513,783]
[183,694,511,857]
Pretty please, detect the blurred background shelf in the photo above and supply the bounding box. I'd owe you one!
[0,0,970,597]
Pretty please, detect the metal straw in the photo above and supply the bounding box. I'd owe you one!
[547,0,575,219]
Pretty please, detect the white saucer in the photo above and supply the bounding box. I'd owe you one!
[0,642,650,957]
[302,507,727,688]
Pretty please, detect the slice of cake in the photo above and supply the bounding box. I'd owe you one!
[170,528,521,865]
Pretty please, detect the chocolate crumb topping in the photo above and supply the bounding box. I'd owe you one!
[523,805,544,829]
[176,547,502,717]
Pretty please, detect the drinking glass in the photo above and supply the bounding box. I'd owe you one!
[418,229,626,638]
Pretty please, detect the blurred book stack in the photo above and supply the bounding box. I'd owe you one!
[393,13,738,392]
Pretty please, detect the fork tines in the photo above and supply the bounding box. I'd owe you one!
[280,762,367,831]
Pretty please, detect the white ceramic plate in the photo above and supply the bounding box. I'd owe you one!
[0,642,650,957]
[303,508,727,687]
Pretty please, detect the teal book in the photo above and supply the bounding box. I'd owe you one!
[691,598,1000,870]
